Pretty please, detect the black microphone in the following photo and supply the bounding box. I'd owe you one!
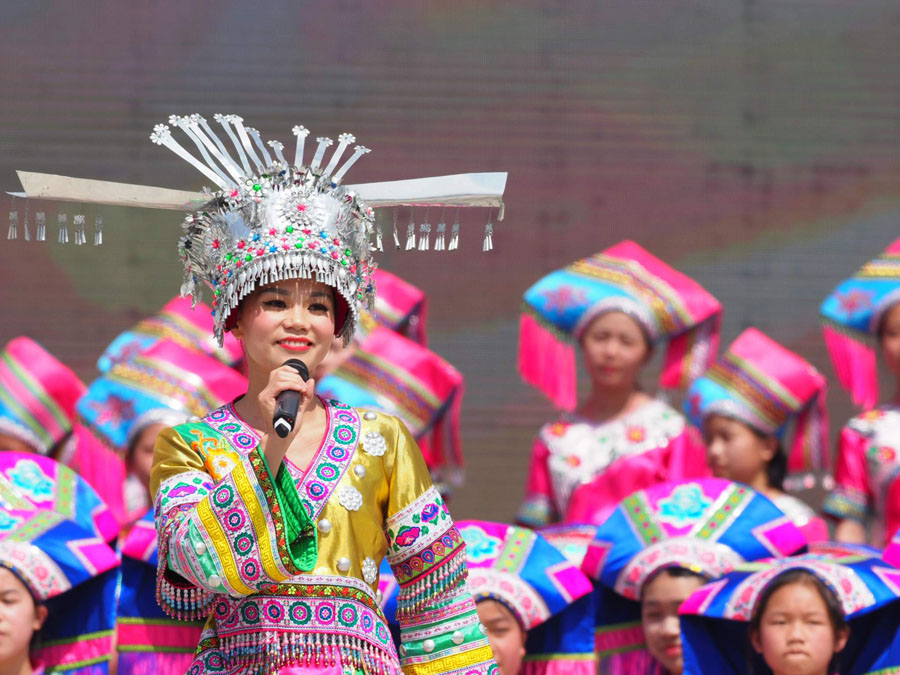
[273,359,310,438]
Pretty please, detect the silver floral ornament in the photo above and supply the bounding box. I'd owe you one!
[338,485,363,511]
[362,431,387,457]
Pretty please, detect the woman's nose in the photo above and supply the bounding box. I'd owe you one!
[284,304,309,328]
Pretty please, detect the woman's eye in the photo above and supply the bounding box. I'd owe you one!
[310,303,329,312]
[263,300,287,308]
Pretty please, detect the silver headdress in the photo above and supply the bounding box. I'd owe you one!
[10,114,507,346]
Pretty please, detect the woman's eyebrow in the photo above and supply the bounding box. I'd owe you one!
[260,287,290,296]
[310,291,332,299]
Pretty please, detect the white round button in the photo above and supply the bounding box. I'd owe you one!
[376,589,383,604]
[337,557,351,573]
[364,411,377,420]
[452,630,464,645]
[208,574,222,587]
[354,464,366,478]
[423,639,435,653]
[318,518,332,533]
[194,541,207,556]
[479,622,487,635]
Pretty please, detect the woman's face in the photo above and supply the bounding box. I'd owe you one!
[128,423,165,491]
[0,567,45,666]
[476,599,526,675]
[641,571,706,675]
[751,582,848,675]
[231,278,337,377]
[703,415,776,487]
[0,434,36,455]
[580,311,650,392]
[880,302,900,380]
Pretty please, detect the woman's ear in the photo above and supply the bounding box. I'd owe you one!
[33,604,48,631]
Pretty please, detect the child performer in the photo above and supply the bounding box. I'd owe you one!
[517,241,720,528]
[821,236,900,546]
[0,452,120,674]
[684,328,830,541]
[77,340,247,530]
[580,478,808,674]
[679,552,900,674]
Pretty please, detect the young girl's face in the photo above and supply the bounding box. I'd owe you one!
[641,570,706,675]
[751,582,848,675]
[128,423,166,491]
[703,415,776,487]
[231,279,337,378]
[580,311,650,392]
[476,599,526,675]
[880,302,900,380]
[0,567,45,667]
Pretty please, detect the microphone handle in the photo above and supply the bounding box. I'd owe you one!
[273,390,302,438]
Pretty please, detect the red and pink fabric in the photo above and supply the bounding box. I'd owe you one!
[519,240,721,410]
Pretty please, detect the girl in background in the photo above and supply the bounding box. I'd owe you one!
[679,552,900,674]
[820,236,900,545]
[579,478,807,674]
[517,241,720,528]
[684,328,830,541]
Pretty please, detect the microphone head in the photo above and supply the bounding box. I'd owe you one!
[283,358,310,381]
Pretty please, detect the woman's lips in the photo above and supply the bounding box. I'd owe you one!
[664,645,682,657]
[278,339,313,352]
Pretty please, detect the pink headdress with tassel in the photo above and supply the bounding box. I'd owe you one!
[519,240,721,409]
[820,236,900,409]
[685,327,830,473]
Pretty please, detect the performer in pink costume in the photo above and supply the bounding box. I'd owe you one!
[77,340,247,530]
[820,236,900,546]
[683,328,830,541]
[517,241,720,527]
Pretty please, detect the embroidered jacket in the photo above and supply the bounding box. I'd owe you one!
[824,406,900,546]
[151,398,496,674]
[517,399,708,527]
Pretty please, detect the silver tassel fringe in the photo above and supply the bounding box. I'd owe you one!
[435,221,446,251]
[36,212,46,241]
[74,215,86,245]
[418,222,431,251]
[22,207,30,241]
[405,222,416,251]
[483,222,494,252]
[449,222,460,251]
[392,207,401,249]
[7,211,17,240]
[58,214,69,244]
[376,223,383,252]
[94,216,103,246]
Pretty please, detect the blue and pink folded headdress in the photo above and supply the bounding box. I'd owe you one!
[680,552,900,674]
[519,240,722,410]
[821,236,900,408]
[685,327,830,474]
[0,452,120,674]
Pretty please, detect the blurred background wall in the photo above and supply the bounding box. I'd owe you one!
[1,0,899,520]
